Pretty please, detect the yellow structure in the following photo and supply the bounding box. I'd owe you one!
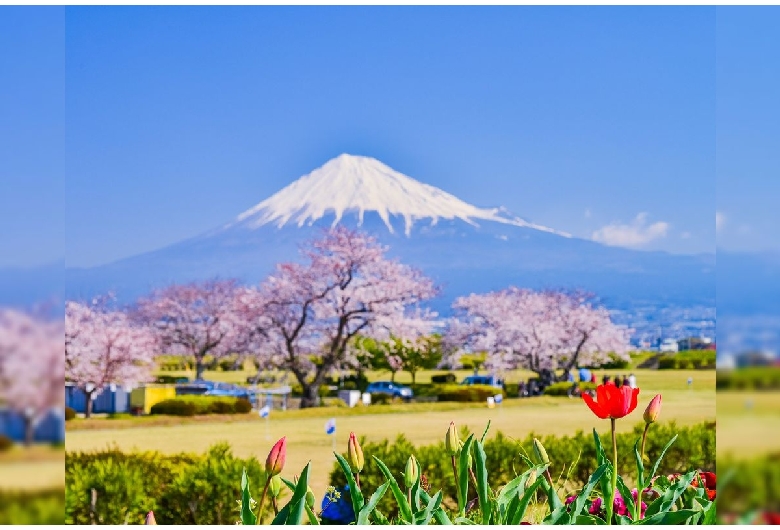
[130,385,177,414]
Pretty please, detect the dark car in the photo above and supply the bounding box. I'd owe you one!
[365,381,414,400]
[461,375,505,388]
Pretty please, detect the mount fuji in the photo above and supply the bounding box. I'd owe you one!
[65,154,715,316]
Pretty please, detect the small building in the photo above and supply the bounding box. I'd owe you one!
[0,407,65,444]
[65,383,132,415]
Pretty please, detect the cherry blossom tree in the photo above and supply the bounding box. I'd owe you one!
[135,279,245,380]
[65,300,156,418]
[446,288,631,377]
[0,308,64,445]
[238,227,438,408]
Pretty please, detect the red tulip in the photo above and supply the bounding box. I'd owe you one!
[265,436,287,477]
[582,384,640,419]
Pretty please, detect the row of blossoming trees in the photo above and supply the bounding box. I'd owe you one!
[64,227,633,415]
[0,308,64,444]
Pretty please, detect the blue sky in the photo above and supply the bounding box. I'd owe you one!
[62,6,718,267]
[0,7,64,268]
[4,7,776,270]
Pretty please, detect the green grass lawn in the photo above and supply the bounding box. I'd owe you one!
[0,446,64,491]
[66,369,714,497]
[717,390,780,458]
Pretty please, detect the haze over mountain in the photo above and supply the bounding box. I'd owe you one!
[65,154,715,316]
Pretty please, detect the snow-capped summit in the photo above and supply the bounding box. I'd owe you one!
[230,154,570,237]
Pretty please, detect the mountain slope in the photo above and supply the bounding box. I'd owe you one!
[65,155,715,318]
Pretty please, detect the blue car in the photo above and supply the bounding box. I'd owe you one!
[365,381,413,400]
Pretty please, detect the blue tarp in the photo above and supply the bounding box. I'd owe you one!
[65,385,130,414]
[579,368,592,382]
[0,408,64,443]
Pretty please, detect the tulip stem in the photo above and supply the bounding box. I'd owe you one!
[640,423,649,464]
[451,455,462,513]
[272,497,279,516]
[609,418,618,525]
[637,423,650,521]
[257,477,271,524]
[355,472,361,491]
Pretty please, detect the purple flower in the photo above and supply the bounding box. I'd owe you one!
[613,493,628,516]
[565,495,577,506]
[588,497,603,515]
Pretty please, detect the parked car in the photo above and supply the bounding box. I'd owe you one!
[660,339,679,353]
[461,375,505,388]
[365,381,413,400]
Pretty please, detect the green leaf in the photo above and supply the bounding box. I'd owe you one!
[454,516,477,524]
[473,439,491,525]
[539,469,564,513]
[480,420,491,444]
[420,489,453,525]
[633,440,644,493]
[543,506,571,525]
[372,455,413,523]
[334,453,364,518]
[497,465,546,519]
[357,482,390,525]
[509,474,546,526]
[282,462,311,525]
[615,475,636,521]
[568,463,608,522]
[240,468,257,526]
[457,434,475,516]
[372,509,390,525]
[414,490,443,525]
[304,503,320,525]
[575,515,607,525]
[637,509,699,525]
[615,514,632,525]
[702,499,717,525]
[647,435,677,487]
[643,469,696,518]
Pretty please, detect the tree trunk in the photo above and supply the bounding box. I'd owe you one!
[411,371,416,385]
[391,371,396,383]
[85,392,94,419]
[300,383,321,409]
[24,416,34,446]
[195,358,205,380]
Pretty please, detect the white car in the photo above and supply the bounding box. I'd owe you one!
[659,339,679,353]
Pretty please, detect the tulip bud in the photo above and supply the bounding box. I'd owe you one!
[269,475,283,498]
[643,394,662,424]
[405,456,419,489]
[306,486,315,509]
[347,432,364,473]
[265,437,287,477]
[145,511,157,525]
[445,422,460,456]
[532,438,550,466]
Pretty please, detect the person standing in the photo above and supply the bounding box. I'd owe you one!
[628,373,637,388]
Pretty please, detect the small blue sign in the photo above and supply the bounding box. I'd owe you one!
[325,418,336,435]
[259,405,270,418]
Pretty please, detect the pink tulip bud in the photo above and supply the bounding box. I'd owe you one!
[347,432,364,473]
[266,437,287,477]
[643,394,662,424]
[145,511,157,525]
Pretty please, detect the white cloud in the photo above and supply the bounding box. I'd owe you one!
[592,213,670,248]
[716,212,726,232]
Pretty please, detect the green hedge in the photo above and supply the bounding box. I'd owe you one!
[658,350,716,370]
[718,454,780,514]
[150,396,252,416]
[436,384,504,402]
[543,382,597,396]
[0,488,65,524]
[717,366,780,390]
[65,444,268,524]
[329,420,715,519]
[65,407,77,421]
